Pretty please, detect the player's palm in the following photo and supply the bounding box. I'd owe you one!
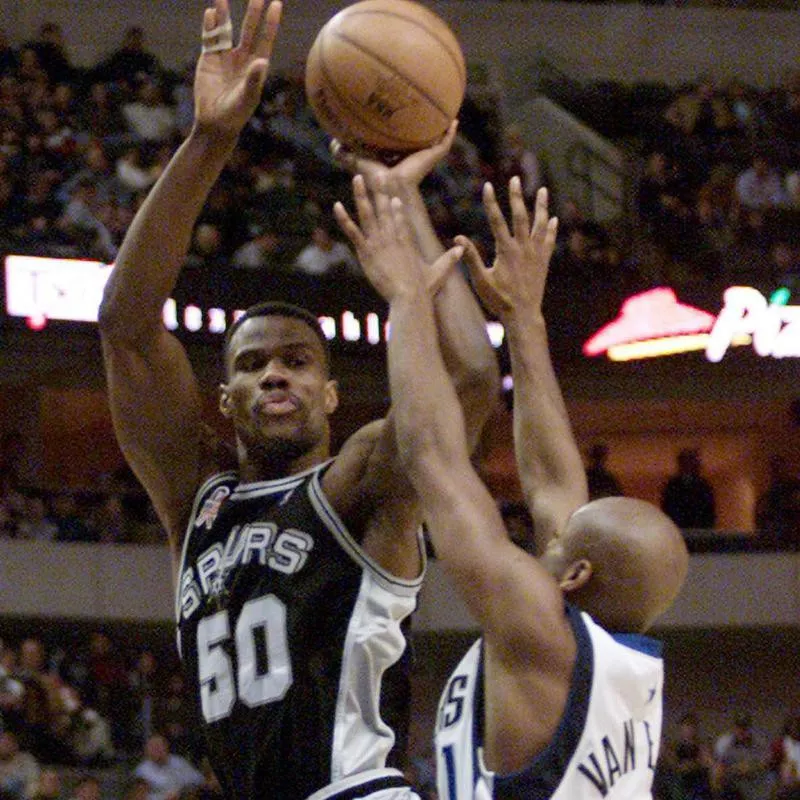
[193,0,281,137]
[194,56,264,134]
[331,120,458,191]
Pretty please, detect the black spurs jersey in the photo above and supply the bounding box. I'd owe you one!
[175,462,424,800]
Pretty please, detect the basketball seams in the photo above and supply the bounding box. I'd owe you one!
[336,8,466,89]
[332,28,455,120]
[315,32,439,149]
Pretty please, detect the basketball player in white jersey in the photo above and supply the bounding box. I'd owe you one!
[335,177,689,799]
[97,1,499,797]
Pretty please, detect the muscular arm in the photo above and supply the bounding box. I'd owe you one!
[337,188,569,650]
[97,0,281,558]
[397,180,500,449]
[505,310,588,554]
[98,131,238,549]
[462,181,587,555]
[333,126,500,451]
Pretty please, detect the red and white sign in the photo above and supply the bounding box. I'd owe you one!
[584,285,800,362]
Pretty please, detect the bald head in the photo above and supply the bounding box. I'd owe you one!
[541,497,689,633]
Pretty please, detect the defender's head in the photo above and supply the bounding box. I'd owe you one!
[540,497,689,633]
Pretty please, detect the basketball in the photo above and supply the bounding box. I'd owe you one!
[305,0,466,156]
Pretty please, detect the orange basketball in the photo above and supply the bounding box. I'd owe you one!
[305,0,466,156]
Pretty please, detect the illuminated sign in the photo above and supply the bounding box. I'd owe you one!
[3,254,508,348]
[583,286,799,362]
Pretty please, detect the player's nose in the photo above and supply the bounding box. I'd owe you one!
[259,361,290,388]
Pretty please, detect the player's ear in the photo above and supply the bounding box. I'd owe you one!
[219,383,232,418]
[324,379,339,415]
[558,558,592,593]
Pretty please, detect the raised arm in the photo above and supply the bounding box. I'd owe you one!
[331,126,499,449]
[97,0,282,557]
[459,179,588,554]
[333,183,569,653]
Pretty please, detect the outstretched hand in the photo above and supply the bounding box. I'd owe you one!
[193,0,282,139]
[333,176,462,301]
[330,120,459,193]
[458,178,558,319]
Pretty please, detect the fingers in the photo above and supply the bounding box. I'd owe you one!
[239,0,265,53]
[352,175,379,235]
[454,235,488,285]
[426,244,464,296]
[330,139,366,174]
[428,119,459,159]
[481,182,511,245]
[529,185,549,244]
[545,216,559,259]
[240,0,282,62]
[508,176,531,243]
[258,0,283,62]
[202,0,234,53]
[530,186,559,262]
[333,201,365,252]
[389,197,412,245]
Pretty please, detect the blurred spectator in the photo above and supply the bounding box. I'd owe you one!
[712,712,774,800]
[49,494,96,544]
[57,177,118,262]
[58,141,125,208]
[735,150,789,212]
[661,448,716,530]
[497,123,542,204]
[23,23,73,85]
[662,712,714,800]
[30,768,63,800]
[664,76,736,140]
[0,646,24,734]
[636,150,694,260]
[15,494,58,542]
[585,443,624,499]
[294,222,358,277]
[85,634,128,754]
[755,455,800,548]
[66,776,100,800]
[86,493,129,544]
[128,651,160,754]
[133,734,204,800]
[64,696,115,768]
[0,29,17,73]
[114,146,159,197]
[95,27,162,87]
[0,731,40,800]
[184,222,228,272]
[74,83,130,147]
[121,81,176,144]
[231,224,286,271]
[153,672,199,763]
[772,713,800,791]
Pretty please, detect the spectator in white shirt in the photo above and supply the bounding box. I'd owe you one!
[294,222,359,277]
[735,151,789,211]
[122,81,177,144]
[133,734,204,800]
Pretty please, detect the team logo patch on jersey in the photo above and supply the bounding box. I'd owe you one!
[195,486,231,529]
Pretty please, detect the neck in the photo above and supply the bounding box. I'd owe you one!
[237,437,329,483]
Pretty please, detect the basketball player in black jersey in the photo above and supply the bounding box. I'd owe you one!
[97,1,499,798]
[335,179,689,799]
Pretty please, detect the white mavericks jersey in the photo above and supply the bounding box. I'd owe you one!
[435,604,664,799]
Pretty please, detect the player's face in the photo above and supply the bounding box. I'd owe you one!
[220,315,338,462]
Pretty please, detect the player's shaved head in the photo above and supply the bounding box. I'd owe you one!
[541,497,689,633]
